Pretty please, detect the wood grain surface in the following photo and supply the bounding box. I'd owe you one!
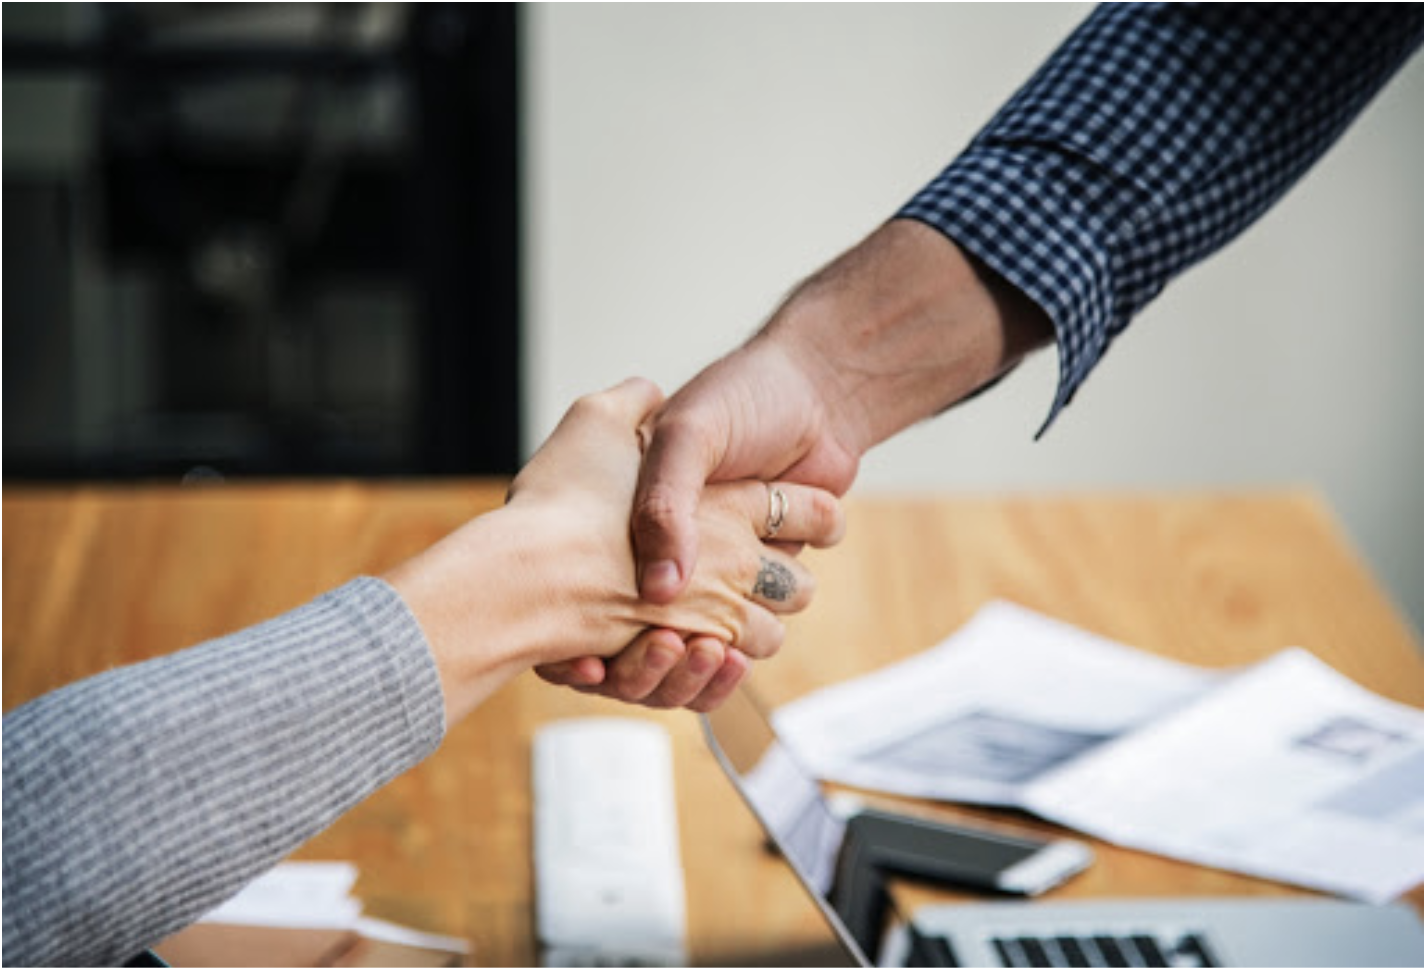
[4,483,1421,965]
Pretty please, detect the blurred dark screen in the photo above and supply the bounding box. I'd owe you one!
[3,3,520,479]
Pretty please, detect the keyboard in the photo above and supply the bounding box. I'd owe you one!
[904,923,1222,967]
[876,897,1422,968]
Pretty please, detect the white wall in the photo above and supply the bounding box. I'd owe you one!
[523,5,1424,632]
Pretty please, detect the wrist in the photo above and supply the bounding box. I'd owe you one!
[384,507,561,725]
[763,219,1051,450]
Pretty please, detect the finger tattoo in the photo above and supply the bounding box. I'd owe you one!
[753,557,796,603]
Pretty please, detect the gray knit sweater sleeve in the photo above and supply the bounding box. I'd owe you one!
[2,577,447,967]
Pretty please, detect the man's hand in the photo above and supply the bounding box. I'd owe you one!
[535,219,1053,709]
[632,337,864,603]
[532,333,864,708]
[634,219,1052,606]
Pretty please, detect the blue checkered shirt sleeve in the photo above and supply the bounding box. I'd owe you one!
[898,4,1422,433]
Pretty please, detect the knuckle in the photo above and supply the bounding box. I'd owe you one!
[621,375,659,402]
[761,622,787,659]
[607,661,647,695]
[740,608,786,659]
[642,689,679,710]
[568,390,607,420]
[794,568,817,608]
[632,484,686,538]
[689,678,739,714]
[740,545,766,585]
[811,490,841,534]
[612,656,668,702]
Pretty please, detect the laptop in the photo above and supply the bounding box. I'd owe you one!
[700,686,1425,968]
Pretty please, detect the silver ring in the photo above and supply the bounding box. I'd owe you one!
[765,485,788,539]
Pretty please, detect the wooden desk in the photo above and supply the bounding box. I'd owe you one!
[5,483,1422,965]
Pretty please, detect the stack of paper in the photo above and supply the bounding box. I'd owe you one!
[774,601,1424,903]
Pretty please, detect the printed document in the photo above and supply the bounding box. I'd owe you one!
[773,601,1423,902]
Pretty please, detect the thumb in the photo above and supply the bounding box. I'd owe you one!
[632,412,720,604]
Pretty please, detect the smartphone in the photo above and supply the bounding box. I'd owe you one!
[827,804,1089,958]
[836,806,1093,896]
[824,806,1092,959]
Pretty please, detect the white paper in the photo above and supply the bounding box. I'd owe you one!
[1027,648,1424,903]
[200,861,470,953]
[774,601,1220,805]
[773,601,1424,902]
[356,917,472,954]
[201,861,363,928]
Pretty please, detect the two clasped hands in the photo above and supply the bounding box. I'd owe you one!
[387,220,1052,723]
[527,376,845,714]
[405,373,846,718]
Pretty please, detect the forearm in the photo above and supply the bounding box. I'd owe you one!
[900,3,1422,430]
[758,218,1052,456]
[1,578,445,967]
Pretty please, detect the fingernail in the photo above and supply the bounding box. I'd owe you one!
[641,560,681,597]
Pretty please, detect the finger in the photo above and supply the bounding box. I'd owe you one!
[768,539,808,558]
[735,601,787,660]
[643,637,727,709]
[747,549,816,615]
[686,648,750,713]
[632,412,721,604]
[534,655,607,688]
[772,482,845,548]
[736,481,845,549]
[602,628,688,702]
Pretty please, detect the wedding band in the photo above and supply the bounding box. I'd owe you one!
[765,485,788,539]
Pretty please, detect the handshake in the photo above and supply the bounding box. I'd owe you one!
[523,375,848,713]
[387,370,850,723]
[387,221,1050,724]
